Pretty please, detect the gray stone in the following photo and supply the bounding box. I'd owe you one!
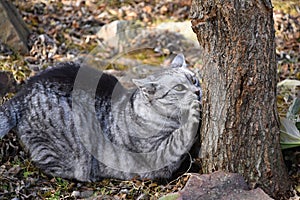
[156,21,199,45]
[93,20,204,88]
[160,171,273,200]
[96,20,140,53]
[97,20,200,53]
[95,20,202,67]
[0,1,30,54]
[79,190,94,198]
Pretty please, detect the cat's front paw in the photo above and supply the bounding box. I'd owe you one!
[185,100,201,138]
[179,99,201,125]
[189,100,201,121]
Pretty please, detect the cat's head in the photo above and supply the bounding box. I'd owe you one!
[132,54,201,117]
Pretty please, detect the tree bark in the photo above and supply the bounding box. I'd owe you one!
[190,0,291,197]
[0,1,30,54]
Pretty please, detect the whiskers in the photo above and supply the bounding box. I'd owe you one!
[165,152,194,187]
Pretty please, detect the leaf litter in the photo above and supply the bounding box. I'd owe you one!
[0,0,299,199]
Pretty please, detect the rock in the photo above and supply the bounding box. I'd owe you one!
[97,20,200,52]
[156,21,199,45]
[160,171,273,200]
[96,20,202,65]
[97,20,141,53]
[71,191,81,197]
[94,20,204,87]
[0,1,30,55]
[79,190,94,198]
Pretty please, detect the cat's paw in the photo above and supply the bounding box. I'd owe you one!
[189,100,201,122]
[179,99,201,125]
[183,100,201,138]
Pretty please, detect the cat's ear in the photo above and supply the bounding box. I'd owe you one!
[171,53,187,68]
[133,78,157,98]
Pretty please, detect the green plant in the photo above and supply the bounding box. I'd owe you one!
[278,79,300,149]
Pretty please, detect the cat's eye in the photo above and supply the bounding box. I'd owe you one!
[174,84,186,91]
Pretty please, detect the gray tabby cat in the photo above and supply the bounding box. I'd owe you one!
[0,54,201,182]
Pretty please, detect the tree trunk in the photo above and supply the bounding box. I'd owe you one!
[190,0,291,197]
[0,1,30,54]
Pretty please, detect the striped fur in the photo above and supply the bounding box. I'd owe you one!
[0,57,201,181]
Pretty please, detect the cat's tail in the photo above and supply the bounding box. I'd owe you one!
[0,102,17,138]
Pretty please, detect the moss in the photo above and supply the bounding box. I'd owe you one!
[272,0,299,16]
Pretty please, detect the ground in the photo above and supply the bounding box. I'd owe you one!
[0,0,299,199]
